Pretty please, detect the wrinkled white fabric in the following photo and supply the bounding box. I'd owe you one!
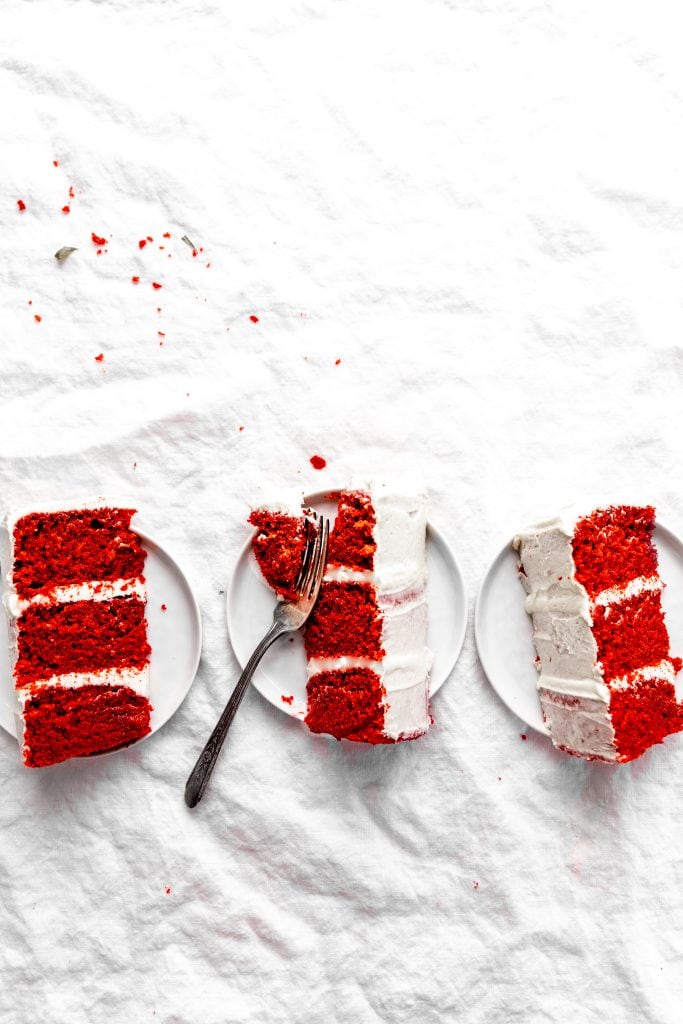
[2,2,683,1022]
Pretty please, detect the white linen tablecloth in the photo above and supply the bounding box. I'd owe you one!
[2,3,683,1021]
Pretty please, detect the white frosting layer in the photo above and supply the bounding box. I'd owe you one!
[593,574,662,607]
[4,577,146,618]
[369,483,428,595]
[514,513,616,759]
[17,665,150,698]
[250,488,306,519]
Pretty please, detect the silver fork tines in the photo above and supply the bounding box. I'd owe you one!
[184,513,329,808]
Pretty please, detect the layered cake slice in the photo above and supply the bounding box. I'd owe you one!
[513,505,683,762]
[249,485,433,743]
[2,501,153,767]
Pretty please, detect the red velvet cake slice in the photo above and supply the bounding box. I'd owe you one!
[249,485,432,744]
[2,501,153,767]
[514,505,683,762]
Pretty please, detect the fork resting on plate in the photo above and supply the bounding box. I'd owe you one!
[185,512,329,807]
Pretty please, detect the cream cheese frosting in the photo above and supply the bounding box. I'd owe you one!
[514,510,617,759]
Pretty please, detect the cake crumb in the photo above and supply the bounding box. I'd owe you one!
[17,199,26,212]
[61,205,70,214]
[131,276,140,284]
[239,425,244,432]
[249,314,259,323]
[473,881,479,890]
[163,232,171,238]
[281,695,294,705]
[139,239,147,249]
[91,232,108,246]
[335,358,341,365]
[310,455,327,470]
[160,604,167,611]
[520,733,527,741]
[164,887,171,895]
[34,314,42,323]
[152,282,162,290]
[53,159,59,167]
[95,353,104,362]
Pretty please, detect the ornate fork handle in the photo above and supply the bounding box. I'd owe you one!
[184,621,284,807]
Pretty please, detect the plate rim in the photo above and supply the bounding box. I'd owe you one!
[474,519,683,736]
[226,487,468,718]
[0,525,203,756]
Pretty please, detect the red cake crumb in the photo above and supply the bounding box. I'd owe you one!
[139,239,147,249]
[95,353,104,362]
[15,597,150,685]
[310,455,326,470]
[152,282,162,290]
[161,604,167,611]
[305,668,389,743]
[69,186,75,198]
[335,359,341,366]
[53,160,59,167]
[165,887,172,895]
[249,314,259,323]
[573,506,658,598]
[610,678,683,762]
[91,232,108,246]
[163,232,171,238]
[591,592,671,681]
[281,694,294,705]
[22,684,151,767]
[521,733,527,741]
[62,205,70,214]
[12,508,145,600]
[131,276,140,284]
[304,581,383,660]
[17,199,26,211]
[249,510,307,601]
[327,490,376,570]
[34,315,42,323]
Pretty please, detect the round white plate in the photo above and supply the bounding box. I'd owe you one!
[0,528,202,749]
[227,490,467,720]
[475,522,683,735]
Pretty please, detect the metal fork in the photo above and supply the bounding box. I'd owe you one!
[184,512,329,807]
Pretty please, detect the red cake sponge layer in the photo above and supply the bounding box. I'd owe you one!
[249,510,306,601]
[572,505,658,598]
[327,490,376,571]
[591,592,672,682]
[304,581,384,660]
[610,678,683,762]
[22,684,152,767]
[15,596,150,686]
[305,668,390,743]
[12,508,145,600]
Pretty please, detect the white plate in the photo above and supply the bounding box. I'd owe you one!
[475,523,683,735]
[227,490,467,720]
[0,528,202,750]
